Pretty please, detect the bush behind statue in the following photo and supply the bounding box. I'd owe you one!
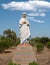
[29,62,39,65]
[36,43,44,52]
[16,38,20,46]
[47,42,50,49]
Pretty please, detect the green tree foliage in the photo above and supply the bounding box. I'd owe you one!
[0,40,5,52]
[0,29,18,52]
[29,62,39,65]
[0,37,14,52]
[36,43,44,52]
[47,42,50,49]
[29,37,50,46]
[0,35,6,40]
[3,29,17,42]
[8,61,20,65]
[16,38,20,46]
[29,38,34,46]
[0,29,50,53]
[40,37,49,44]
[33,37,41,43]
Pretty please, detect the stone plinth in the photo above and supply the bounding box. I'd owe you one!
[12,43,36,65]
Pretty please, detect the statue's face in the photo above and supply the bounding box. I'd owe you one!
[22,14,26,18]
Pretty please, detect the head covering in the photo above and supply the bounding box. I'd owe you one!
[22,12,26,15]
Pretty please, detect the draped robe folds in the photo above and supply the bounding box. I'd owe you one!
[19,18,31,44]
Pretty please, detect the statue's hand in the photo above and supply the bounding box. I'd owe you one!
[27,24,29,26]
[19,24,22,28]
[23,21,26,24]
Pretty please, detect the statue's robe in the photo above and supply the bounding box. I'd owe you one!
[19,18,31,44]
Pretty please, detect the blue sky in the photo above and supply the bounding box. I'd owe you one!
[0,0,50,38]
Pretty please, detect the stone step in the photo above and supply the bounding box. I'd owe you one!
[12,43,36,65]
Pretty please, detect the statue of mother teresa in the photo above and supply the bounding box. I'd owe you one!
[19,12,31,44]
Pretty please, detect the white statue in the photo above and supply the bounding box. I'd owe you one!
[19,12,31,44]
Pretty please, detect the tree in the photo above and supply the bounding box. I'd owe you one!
[32,37,41,44]
[4,29,11,37]
[40,37,49,44]
[3,29,17,42]
[29,62,39,65]
[29,37,41,46]
[47,42,50,49]
[8,62,20,65]
[29,38,34,46]
[0,37,14,52]
[16,38,20,46]
[36,43,44,52]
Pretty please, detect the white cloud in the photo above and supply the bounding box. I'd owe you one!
[30,0,43,1]
[1,0,49,23]
[27,13,39,16]
[33,18,44,23]
[40,12,46,16]
[29,1,50,8]
[37,20,44,23]
[27,12,46,17]
[1,1,33,10]
[1,1,50,11]
[27,16,44,23]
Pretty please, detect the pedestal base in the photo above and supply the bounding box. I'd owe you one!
[12,43,36,65]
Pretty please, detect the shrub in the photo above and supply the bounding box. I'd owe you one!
[29,40,34,46]
[47,42,50,49]
[0,38,14,52]
[8,61,20,65]
[16,38,20,46]
[29,38,35,46]
[0,40,7,52]
[36,43,44,52]
[8,62,13,65]
[40,37,49,44]
[29,62,39,65]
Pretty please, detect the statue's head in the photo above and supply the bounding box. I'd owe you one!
[22,12,26,18]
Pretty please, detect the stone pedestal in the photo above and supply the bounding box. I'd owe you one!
[12,43,36,65]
